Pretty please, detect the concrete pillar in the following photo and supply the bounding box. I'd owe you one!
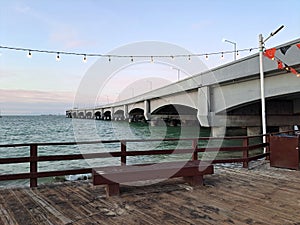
[247,127,261,136]
[197,86,210,127]
[279,126,292,133]
[144,100,151,121]
[124,105,129,120]
[211,126,226,137]
[100,109,104,120]
[111,108,114,120]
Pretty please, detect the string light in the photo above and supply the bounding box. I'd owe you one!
[0,45,259,63]
[269,53,300,78]
[83,54,87,63]
[27,50,32,58]
[56,52,60,61]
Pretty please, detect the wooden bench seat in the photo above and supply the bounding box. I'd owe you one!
[93,160,214,196]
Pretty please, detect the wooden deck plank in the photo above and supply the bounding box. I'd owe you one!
[1,163,300,224]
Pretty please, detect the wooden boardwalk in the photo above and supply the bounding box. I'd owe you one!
[1,162,300,225]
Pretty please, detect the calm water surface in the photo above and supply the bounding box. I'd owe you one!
[0,115,212,186]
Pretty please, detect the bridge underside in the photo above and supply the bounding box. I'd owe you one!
[211,92,300,135]
[151,104,199,127]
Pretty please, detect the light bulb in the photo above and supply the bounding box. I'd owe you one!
[83,55,87,63]
[27,51,32,58]
[56,53,60,61]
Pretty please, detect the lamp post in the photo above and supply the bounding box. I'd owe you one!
[171,67,180,81]
[223,39,237,61]
[259,25,284,152]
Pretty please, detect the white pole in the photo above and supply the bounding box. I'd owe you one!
[259,34,267,152]
[233,42,237,61]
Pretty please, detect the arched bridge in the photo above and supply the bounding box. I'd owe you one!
[67,38,300,136]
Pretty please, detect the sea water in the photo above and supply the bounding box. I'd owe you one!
[0,115,213,186]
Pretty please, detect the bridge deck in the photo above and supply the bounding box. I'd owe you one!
[1,162,300,225]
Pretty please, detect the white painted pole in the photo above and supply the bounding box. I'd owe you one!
[259,34,267,152]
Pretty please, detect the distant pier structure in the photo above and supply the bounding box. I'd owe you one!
[67,38,300,136]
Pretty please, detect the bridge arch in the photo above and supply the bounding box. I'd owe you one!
[86,111,93,119]
[94,111,101,120]
[78,111,85,119]
[114,109,125,121]
[151,104,199,126]
[129,108,145,123]
[103,110,111,120]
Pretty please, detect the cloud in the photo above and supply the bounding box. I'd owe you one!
[0,89,77,115]
[0,89,75,104]
[13,2,94,50]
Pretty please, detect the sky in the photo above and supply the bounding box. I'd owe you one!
[0,0,299,115]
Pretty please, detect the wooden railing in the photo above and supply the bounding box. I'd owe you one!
[0,135,269,187]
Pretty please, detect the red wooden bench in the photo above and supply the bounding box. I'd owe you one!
[93,160,214,197]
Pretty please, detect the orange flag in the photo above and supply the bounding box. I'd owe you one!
[277,60,283,69]
[264,48,276,60]
[290,67,298,75]
[296,43,300,49]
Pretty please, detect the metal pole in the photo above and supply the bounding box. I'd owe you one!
[223,39,237,61]
[233,42,237,61]
[259,33,267,152]
[171,67,180,81]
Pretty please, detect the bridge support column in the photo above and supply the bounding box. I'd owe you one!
[124,105,129,121]
[111,108,115,121]
[100,109,104,120]
[211,126,226,137]
[247,127,261,136]
[144,100,151,121]
[197,86,210,127]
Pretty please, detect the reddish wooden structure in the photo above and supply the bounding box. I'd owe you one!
[93,160,214,196]
[270,135,300,170]
[0,135,269,188]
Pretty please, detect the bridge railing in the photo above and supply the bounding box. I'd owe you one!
[0,135,269,187]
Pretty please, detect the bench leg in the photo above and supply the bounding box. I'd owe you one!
[106,183,120,197]
[184,175,203,186]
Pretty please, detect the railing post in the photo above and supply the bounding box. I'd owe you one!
[192,139,198,161]
[121,141,127,166]
[30,144,38,187]
[265,134,270,160]
[243,138,249,168]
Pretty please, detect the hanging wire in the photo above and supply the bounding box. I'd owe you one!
[0,45,259,61]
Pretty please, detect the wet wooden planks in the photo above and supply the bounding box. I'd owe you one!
[0,165,300,225]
